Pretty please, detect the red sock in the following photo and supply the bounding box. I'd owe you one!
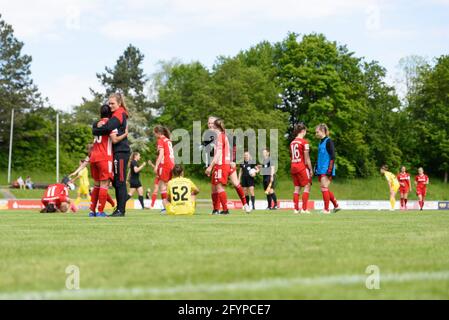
[302,191,310,211]
[161,192,167,200]
[151,193,157,207]
[293,192,299,210]
[107,194,115,207]
[235,185,246,205]
[420,200,424,209]
[400,198,404,207]
[329,191,338,208]
[404,198,408,207]
[212,192,220,211]
[218,191,228,211]
[322,188,330,211]
[90,186,100,212]
[98,187,108,212]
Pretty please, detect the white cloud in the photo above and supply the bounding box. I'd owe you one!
[0,0,102,39]
[39,74,101,111]
[99,20,172,40]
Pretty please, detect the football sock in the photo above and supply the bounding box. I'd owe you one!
[293,192,300,210]
[251,196,255,209]
[107,194,115,207]
[90,186,100,212]
[302,191,310,211]
[151,193,157,207]
[212,192,220,211]
[138,195,144,209]
[98,187,108,212]
[400,198,404,207]
[329,191,338,208]
[321,187,330,211]
[266,194,272,208]
[235,184,246,205]
[390,196,395,209]
[271,193,278,207]
[404,198,408,207]
[218,191,228,211]
[126,194,131,201]
[245,195,250,206]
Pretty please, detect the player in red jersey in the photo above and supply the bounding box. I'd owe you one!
[414,167,429,211]
[205,118,231,215]
[397,166,412,210]
[71,105,128,217]
[206,116,251,213]
[290,123,314,214]
[153,125,175,212]
[41,178,73,213]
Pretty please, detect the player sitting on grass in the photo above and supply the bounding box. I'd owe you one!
[40,177,76,213]
[166,165,199,215]
[380,165,400,211]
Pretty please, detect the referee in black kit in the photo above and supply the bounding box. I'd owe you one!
[92,93,130,217]
[260,148,278,210]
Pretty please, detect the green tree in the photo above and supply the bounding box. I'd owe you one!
[0,14,44,167]
[275,33,370,177]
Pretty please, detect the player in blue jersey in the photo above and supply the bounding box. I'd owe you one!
[315,123,340,214]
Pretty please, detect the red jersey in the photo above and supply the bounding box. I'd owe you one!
[42,183,68,203]
[415,174,429,188]
[397,172,411,188]
[215,132,230,165]
[90,118,117,163]
[157,136,174,168]
[290,137,309,173]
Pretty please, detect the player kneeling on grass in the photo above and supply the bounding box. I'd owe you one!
[165,165,199,215]
[40,177,76,213]
[380,165,400,211]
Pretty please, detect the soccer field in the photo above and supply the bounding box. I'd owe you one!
[1,209,449,300]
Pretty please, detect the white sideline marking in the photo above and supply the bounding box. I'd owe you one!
[1,270,449,300]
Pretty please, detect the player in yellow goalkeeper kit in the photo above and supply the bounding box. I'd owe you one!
[380,165,400,211]
[166,165,200,215]
[71,160,90,205]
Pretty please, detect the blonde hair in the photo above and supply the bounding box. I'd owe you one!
[316,123,329,136]
[109,93,129,116]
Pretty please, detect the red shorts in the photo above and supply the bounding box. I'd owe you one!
[158,165,173,183]
[90,160,113,181]
[211,164,230,186]
[399,186,410,194]
[292,169,310,187]
[318,174,333,182]
[416,187,427,197]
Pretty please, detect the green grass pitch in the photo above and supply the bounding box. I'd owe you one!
[1,208,449,299]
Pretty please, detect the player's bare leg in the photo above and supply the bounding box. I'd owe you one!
[159,180,169,213]
[389,189,397,211]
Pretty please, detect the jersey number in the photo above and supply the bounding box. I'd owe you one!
[172,186,188,201]
[291,143,301,161]
[94,136,102,144]
[46,186,57,197]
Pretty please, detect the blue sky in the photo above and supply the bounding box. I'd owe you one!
[1,0,448,111]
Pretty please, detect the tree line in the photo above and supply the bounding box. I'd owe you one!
[0,14,447,182]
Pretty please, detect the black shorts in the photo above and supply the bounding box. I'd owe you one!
[241,176,255,188]
[130,180,142,189]
[263,175,276,190]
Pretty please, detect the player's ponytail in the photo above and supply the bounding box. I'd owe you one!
[293,122,307,137]
[214,119,225,132]
[153,125,171,139]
